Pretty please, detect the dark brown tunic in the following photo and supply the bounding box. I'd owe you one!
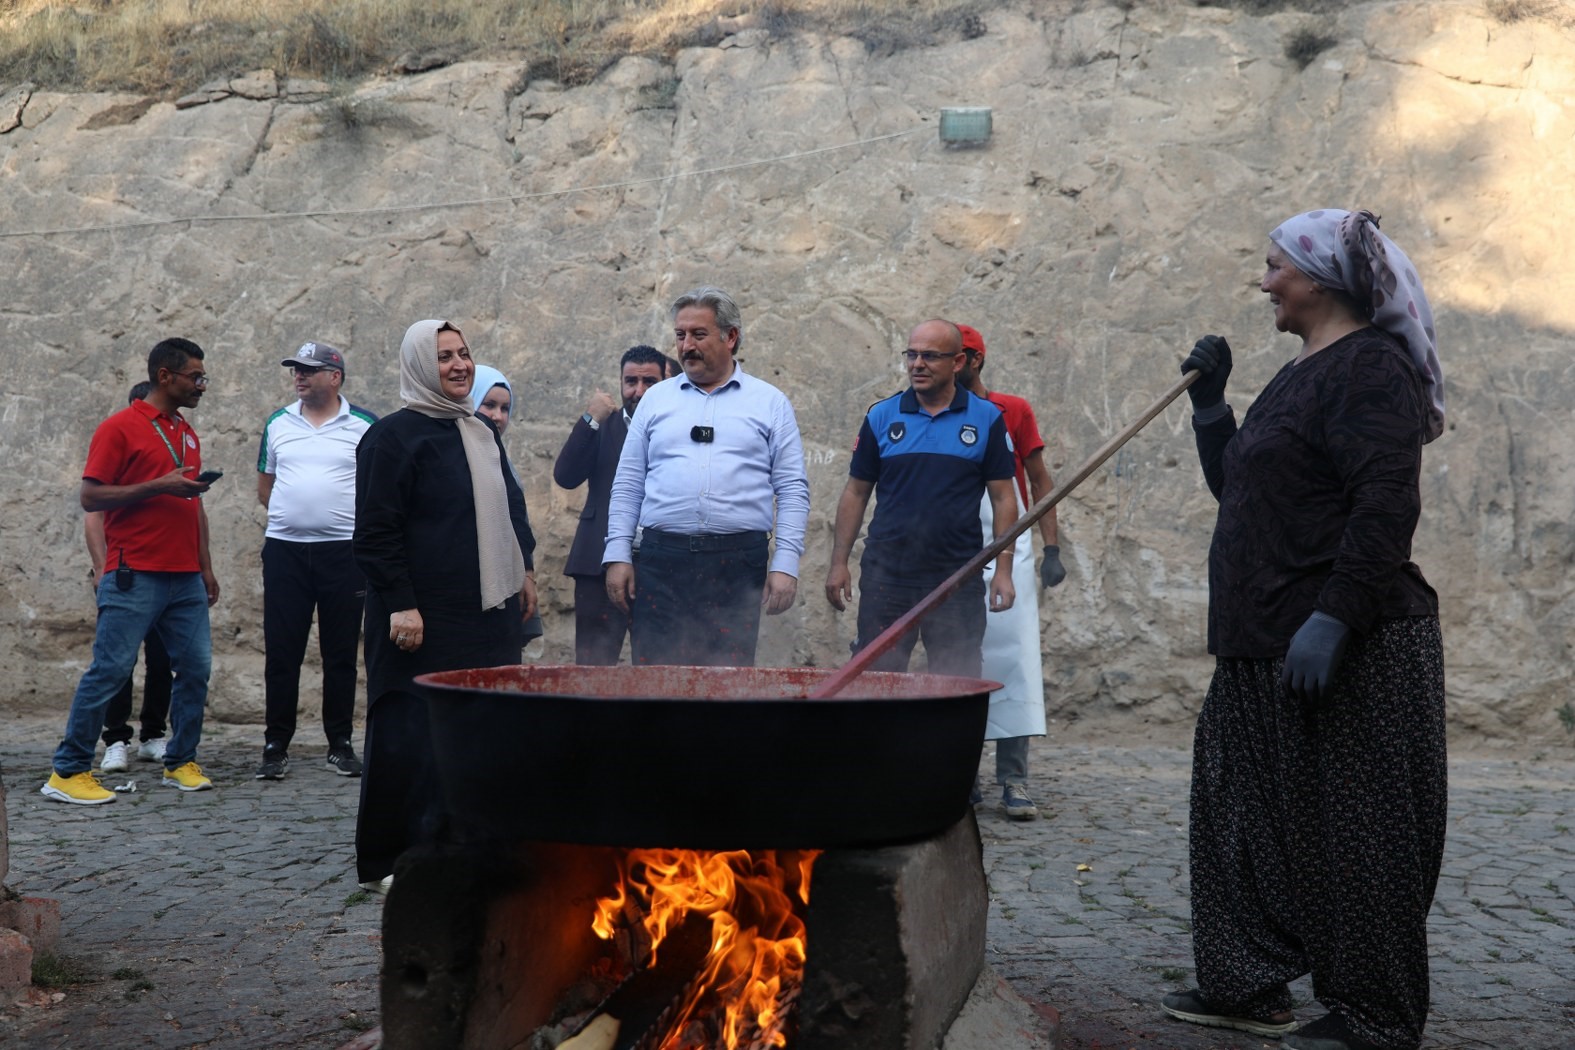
[1194,326,1437,656]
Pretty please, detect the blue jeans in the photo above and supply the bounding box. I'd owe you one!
[54,571,211,775]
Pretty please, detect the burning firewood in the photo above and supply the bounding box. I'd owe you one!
[560,914,713,1050]
[558,1014,619,1050]
[571,849,817,1050]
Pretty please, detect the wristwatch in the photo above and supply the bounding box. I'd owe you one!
[582,412,600,431]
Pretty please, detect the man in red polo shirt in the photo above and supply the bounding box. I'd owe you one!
[43,337,222,805]
[956,323,1066,821]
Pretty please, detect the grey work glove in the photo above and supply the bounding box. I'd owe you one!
[1040,545,1066,589]
[1281,611,1351,705]
[1181,334,1232,412]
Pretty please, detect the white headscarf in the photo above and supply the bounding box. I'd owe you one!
[399,320,526,609]
[1270,208,1445,443]
[469,365,513,424]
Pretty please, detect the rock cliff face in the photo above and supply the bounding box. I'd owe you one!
[3,2,1572,746]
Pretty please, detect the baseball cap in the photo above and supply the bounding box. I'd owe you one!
[282,341,345,374]
[955,323,986,361]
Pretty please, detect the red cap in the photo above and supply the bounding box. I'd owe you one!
[955,323,986,361]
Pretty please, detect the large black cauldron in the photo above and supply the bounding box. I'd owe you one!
[416,664,996,849]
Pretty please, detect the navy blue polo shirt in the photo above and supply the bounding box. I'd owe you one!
[850,385,1014,583]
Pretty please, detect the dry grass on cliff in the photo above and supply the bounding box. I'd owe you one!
[0,0,987,96]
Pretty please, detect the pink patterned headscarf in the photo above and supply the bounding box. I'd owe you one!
[1270,209,1444,443]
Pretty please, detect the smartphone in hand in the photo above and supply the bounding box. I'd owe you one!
[196,469,224,484]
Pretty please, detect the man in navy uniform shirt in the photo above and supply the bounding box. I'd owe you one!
[825,318,1019,676]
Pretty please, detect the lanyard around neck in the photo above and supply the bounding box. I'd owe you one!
[148,415,185,470]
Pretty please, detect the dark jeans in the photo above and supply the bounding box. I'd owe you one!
[572,573,630,665]
[853,572,987,678]
[263,538,364,751]
[629,530,768,667]
[102,629,171,745]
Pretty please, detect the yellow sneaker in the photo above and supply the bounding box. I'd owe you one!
[162,761,214,792]
[40,770,116,805]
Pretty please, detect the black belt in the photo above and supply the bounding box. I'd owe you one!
[641,528,768,552]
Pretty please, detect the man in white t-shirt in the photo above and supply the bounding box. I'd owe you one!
[255,342,376,780]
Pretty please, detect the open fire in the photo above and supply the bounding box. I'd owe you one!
[377,818,989,1050]
[573,849,820,1050]
[384,666,995,1050]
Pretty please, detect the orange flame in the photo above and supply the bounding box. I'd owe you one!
[592,848,820,1049]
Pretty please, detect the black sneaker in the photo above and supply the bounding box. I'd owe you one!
[255,749,290,780]
[1160,989,1296,1039]
[1283,1012,1382,1050]
[326,744,363,777]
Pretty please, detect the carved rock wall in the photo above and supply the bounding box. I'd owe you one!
[2,2,1572,745]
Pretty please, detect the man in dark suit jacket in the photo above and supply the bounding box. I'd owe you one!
[553,345,669,664]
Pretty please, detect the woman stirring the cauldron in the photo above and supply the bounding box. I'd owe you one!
[353,321,537,889]
[1161,209,1447,1050]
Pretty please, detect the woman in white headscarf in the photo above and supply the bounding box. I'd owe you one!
[1161,210,1446,1050]
[470,363,543,645]
[352,321,537,886]
[470,364,514,435]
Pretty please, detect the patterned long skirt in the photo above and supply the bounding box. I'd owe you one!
[1188,616,1447,1050]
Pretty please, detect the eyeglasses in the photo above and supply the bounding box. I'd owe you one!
[169,369,210,387]
[901,350,956,364]
[291,365,328,377]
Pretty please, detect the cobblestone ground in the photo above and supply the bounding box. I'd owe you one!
[1,716,381,1049]
[3,714,1572,1049]
[977,742,1575,1050]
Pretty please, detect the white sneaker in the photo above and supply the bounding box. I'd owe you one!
[137,738,167,762]
[101,741,130,774]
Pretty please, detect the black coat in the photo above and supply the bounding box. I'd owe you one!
[552,412,628,578]
[354,409,535,703]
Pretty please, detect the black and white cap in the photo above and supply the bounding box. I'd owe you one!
[281,341,346,374]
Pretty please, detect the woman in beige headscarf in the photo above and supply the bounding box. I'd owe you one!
[352,319,537,887]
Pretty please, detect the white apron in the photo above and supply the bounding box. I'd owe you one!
[979,490,1047,740]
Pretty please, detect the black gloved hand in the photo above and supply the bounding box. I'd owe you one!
[1181,335,1232,411]
[1040,545,1066,589]
[1281,611,1351,705]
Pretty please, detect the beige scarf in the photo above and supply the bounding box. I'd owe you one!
[398,320,526,609]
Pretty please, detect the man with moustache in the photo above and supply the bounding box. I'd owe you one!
[604,287,810,667]
[825,318,1019,679]
[43,337,221,804]
[254,341,377,781]
[553,344,669,664]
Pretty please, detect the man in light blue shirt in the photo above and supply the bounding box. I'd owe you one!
[603,287,809,666]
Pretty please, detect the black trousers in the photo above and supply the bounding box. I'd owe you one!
[572,573,630,665]
[629,530,768,668]
[262,538,364,751]
[853,572,987,678]
[1189,618,1447,1049]
[101,629,171,745]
